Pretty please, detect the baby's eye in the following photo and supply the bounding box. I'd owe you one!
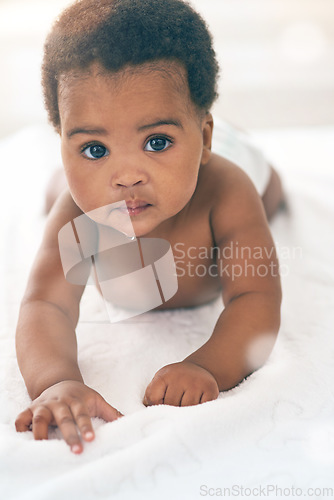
[144,137,171,152]
[82,144,109,159]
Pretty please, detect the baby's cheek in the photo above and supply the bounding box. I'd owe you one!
[168,181,197,214]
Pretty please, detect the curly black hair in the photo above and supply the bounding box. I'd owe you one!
[42,0,220,130]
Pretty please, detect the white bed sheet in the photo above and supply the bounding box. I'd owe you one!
[1,124,334,499]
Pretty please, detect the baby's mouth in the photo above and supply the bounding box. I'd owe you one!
[119,201,152,216]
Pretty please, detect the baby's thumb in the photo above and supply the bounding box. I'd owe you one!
[95,395,123,422]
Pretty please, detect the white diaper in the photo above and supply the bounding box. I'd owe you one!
[212,117,271,196]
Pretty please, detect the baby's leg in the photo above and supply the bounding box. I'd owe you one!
[44,168,68,214]
[261,166,285,221]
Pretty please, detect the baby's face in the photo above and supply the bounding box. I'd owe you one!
[58,62,211,237]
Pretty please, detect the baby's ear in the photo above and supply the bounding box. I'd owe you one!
[201,113,213,166]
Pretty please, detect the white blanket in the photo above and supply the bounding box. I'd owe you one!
[1,125,334,499]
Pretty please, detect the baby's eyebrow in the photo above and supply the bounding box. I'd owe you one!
[66,127,108,139]
[138,119,183,131]
[66,120,183,139]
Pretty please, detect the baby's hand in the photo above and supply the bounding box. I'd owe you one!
[15,380,123,454]
[143,361,219,407]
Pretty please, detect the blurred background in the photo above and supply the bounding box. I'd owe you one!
[0,0,333,138]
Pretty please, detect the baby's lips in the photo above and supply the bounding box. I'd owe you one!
[125,199,151,209]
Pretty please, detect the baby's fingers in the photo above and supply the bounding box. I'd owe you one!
[52,403,85,453]
[200,389,219,404]
[143,376,167,406]
[15,408,33,432]
[92,394,124,422]
[31,406,53,440]
[15,406,53,440]
[70,399,95,444]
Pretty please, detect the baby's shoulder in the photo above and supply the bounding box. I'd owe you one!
[197,152,254,204]
[198,152,267,243]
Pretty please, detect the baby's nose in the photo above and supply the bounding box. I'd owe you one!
[116,178,143,188]
[111,167,148,189]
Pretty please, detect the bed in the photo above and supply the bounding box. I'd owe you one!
[1,124,334,499]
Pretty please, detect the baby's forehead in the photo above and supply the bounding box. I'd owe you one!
[58,60,194,108]
[57,60,200,126]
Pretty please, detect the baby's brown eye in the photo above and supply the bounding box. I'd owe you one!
[82,144,109,159]
[145,137,171,152]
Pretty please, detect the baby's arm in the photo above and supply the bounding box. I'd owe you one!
[15,190,122,453]
[144,164,281,406]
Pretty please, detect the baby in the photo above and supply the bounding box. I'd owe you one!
[15,0,283,454]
